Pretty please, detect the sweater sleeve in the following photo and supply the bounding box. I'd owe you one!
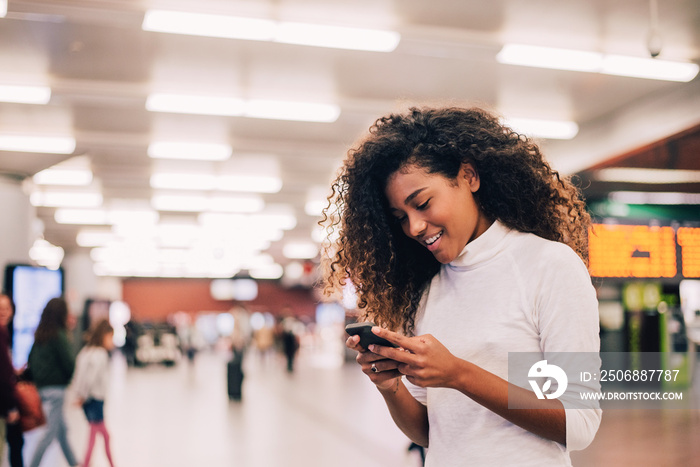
[533,244,602,451]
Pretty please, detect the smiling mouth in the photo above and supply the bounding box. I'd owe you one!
[424,231,443,246]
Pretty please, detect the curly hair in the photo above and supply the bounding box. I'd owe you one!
[322,107,590,334]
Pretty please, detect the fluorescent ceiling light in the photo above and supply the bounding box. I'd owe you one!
[596,168,700,184]
[609,191,700,205]
[150,173,216,190]
[148,142,232,161]
[151,193,264,213]
[55,208,110,225]
[151,193,208,212]
[143,10,276,41]
[76,229,115,247]
[156,222,198,247]
[245,99,340,122]
[197,213,284,242]
[142,10,399,53]
[254,205,297,230]
[497,44,601,72]
[157,248,189,263]
[305,186,330,216]
[283,241,319,259]
[497,44,699,82]
[217,175,282,193]
[208,195,265,213]
[151,172,283,193]
[276,22,400,52]
[601,55,700,82]
[34,168,92,186]
[109,209,159,227]
[146,93,245,116]
[249,263,284,280]
[0,85,51,105]
[30,191,103,208]
[305,199,326,216]
[147,94,340,123]
[284,261,304,281]
[1,1,7,18]
[502,117,579,140]
[0,135,75,154]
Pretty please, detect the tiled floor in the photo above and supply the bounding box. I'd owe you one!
[6,347,700,467]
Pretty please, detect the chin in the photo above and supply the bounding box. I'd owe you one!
[433,251,456,264]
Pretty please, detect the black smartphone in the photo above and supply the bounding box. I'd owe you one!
[345,322,397,349]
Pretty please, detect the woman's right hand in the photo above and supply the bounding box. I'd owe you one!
[346,334,402,390]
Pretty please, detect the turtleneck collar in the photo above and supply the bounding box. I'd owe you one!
[449,220,512,269]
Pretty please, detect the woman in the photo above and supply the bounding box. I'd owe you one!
[0,294,24,467]
[27,297,80,467]
[0,293,21,467]
[324,107,601,466]
[73,319,116,467]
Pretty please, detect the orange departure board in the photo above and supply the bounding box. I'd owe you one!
[677,227,700,278]
[588,224,677,278]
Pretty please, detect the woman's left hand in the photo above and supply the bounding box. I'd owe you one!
[368,327,462,389]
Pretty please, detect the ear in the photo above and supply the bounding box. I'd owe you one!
[460,163,480,192]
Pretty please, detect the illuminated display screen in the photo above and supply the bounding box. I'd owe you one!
[588,224,677,278]
[677,227,700,278]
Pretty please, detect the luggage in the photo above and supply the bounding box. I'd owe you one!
[227,358,244,401]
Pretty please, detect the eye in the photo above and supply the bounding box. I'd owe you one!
[417,199,430,210]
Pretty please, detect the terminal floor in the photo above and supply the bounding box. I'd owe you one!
[6,349,700,467]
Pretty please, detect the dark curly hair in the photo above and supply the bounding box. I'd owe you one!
[322,107,590,334]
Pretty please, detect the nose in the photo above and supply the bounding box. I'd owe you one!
[405,214,427,239]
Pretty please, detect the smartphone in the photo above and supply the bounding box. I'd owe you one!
[345,322,397,349]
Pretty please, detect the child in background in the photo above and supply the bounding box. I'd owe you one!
[73,319,116,467]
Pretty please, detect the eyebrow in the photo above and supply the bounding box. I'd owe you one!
[404,187,427,205]
[388,187,429,214]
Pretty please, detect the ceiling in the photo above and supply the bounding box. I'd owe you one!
[1,0,699,278]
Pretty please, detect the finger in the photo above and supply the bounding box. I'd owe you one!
[369,359,402,373]
[371,326,416,351]
[369,343,416,364]
[345,335,362,351]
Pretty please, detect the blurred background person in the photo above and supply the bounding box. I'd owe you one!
[178,318,205,364]
[280,317,300,374]
[253,321,275,365]
[0,293,23,467]
[72,319,116,467]
[27,297,80,467]
[226,334,245,401]
[0,293,20,467]
[122,320,138,367]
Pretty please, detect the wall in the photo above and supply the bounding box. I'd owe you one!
[0,176,33,288]
[122,278,318,322]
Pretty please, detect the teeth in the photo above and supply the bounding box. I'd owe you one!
[425,231,442,245]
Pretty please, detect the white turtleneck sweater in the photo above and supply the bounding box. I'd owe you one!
[72,346,110,401]
[405,220,601,467]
